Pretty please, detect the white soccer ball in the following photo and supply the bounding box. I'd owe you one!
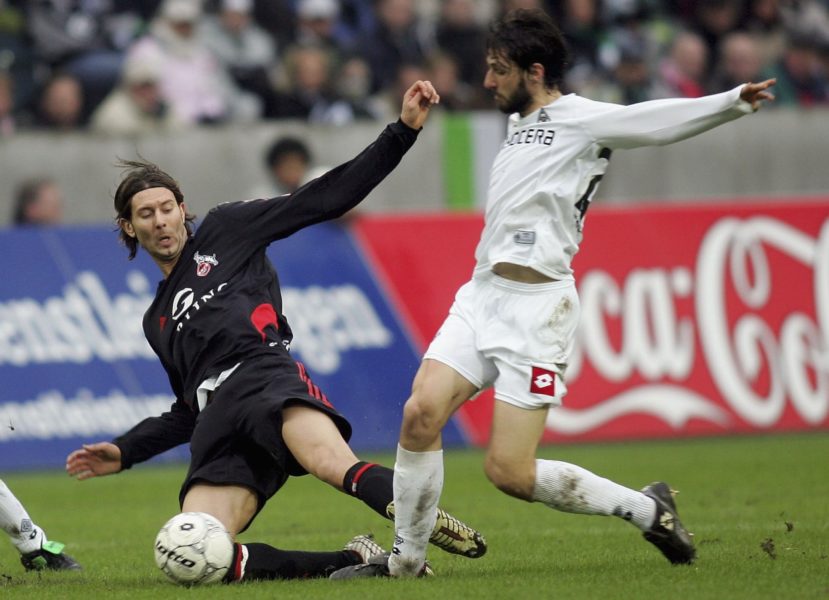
[154,512,235,586]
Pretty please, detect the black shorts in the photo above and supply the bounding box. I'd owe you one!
[178,352,352,531]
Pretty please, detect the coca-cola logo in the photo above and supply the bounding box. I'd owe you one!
[549,215,829,434]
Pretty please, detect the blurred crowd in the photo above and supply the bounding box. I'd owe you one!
[0,0,828,140]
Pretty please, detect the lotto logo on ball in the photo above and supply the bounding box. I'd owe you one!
[154,512,234,586]
[530,366,556,396]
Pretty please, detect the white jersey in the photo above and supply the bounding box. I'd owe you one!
[473,85,754,281]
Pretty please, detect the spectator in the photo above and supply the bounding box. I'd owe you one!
[24,1,141,117]
[690,0,745,74]
[202,0,277,109]
[270,43,367,123]
[557,0,603,91]
[126,0,260,126]
[250,0,296,51]
[294,0,351,54]
[709,31,765,93]
[252,136,313,198]
[0,1,37,116]
[582,34,653,104]
[652,30,709,98]
[12,178,64,226]
[434,0,488,88]
[763,29,828,106]
[742,0,786,68]
[374,60,429,121]
[355,0,430,93]
[90,54,183,136]
[426,51,485,110]
[334,54,386,119]
[0,70,15,136]
[34,72,85,130]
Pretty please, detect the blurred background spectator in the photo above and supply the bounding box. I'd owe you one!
[32,72,85,130]
[202,0,277,110]
[269,42,370,123]
[356,0,431,94]
[0,69,15,135]
[0,0,826,136]
[90,52,183,136]
[426,50,485,110]
[708,31,765,93]
[252,136,313,198]
[125,0,260,126]
[12,177,64,226]
[24,0,142,120]
[688,0,745,75]
[433,0,487,91]
[652,30,709,98]
[294,0,352,55]
[763,29,828,106]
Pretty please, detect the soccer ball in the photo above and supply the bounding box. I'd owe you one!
[154,512,235,586]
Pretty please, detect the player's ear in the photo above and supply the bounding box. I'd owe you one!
[527,63,544,84]
[119,218,136,238]
[179,202,187,224]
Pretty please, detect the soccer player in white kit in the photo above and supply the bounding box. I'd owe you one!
[329,8,776,579]
[1,479,80,571]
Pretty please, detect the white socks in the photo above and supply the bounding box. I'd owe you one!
[0,480,45,555]
[389,445,443,577]
[532,459,656,531]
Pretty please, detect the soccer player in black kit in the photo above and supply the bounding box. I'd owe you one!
[65,80,486,582]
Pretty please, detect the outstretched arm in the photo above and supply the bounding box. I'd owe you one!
[66,398,195,479]
[584,80,777,150]
[218,80,442,244]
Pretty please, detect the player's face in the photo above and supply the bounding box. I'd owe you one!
[484,51,533,115]
[121,187,188,275]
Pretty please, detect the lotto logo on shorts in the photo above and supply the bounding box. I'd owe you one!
[530,366,556,396]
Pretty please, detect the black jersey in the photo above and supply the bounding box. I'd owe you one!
[143,120,419,411]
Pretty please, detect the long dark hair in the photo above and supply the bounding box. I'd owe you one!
[113,158,197,260]
[486,9,569,89]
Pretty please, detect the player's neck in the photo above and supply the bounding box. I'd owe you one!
[520,88,562,117]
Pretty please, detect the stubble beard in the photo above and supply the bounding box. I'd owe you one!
[497,79,533,115]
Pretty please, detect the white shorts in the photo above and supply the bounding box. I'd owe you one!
[424,274,579,410]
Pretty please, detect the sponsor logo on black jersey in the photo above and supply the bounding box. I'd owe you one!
[503,127,555,147]
[193,251,219,277]
[170,283,228,332]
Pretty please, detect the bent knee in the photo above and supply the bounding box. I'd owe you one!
[401,395,446,443]
[483,455,535,500]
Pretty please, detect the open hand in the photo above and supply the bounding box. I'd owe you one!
[400,80,440,130]
[740,79,776,111]
[66,442,123,480]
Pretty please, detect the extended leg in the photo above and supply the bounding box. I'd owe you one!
[0,479,80,571]
[390,359,478,576]
[283,402,486,559]
[181,483,361,581]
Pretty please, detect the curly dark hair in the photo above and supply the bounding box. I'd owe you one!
[113,158,197,260]
[486,9,569,89]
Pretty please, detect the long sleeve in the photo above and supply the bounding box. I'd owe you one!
[581,85,754,150]
[112,398,196,470]
[214,119,420,246]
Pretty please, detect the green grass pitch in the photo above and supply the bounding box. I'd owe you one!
[1,433,827,599]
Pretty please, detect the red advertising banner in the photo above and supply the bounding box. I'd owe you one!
[354,199,829,446]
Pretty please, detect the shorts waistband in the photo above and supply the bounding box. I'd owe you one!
[488,273,574,294]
